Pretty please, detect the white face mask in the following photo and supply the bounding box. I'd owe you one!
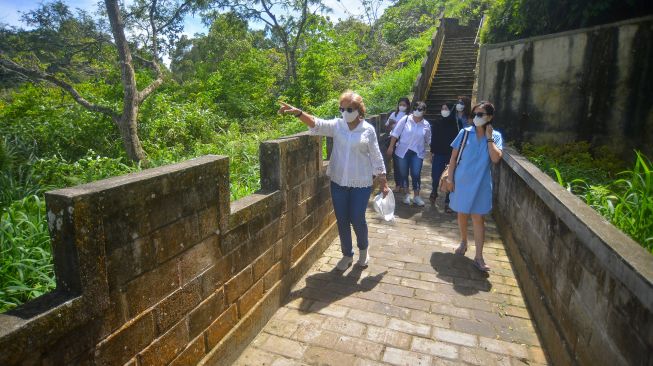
[441,110,451,118]
[398,106,407,112]
[456,103,464,112]
[342,110,359,123]
[413,110,424,118]
[473,115,487,126]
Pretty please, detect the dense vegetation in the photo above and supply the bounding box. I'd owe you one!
[522,143,653,253]
[481,0,653,43]
[1,0,482,312]
[2,0,649,311]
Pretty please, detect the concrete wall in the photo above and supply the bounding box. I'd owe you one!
[477,16,653,160]
[0,133,337,365]
[492,149,653,366]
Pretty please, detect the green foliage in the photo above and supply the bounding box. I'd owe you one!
[521,141,621,185]
[523,144,653,253]
[358,59,422,115]
[482,0,653,44]
[379,0,444,45]
[0,195,54,312]
[0,0,436,311]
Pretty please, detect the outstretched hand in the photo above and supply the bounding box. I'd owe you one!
[278,101,300,116]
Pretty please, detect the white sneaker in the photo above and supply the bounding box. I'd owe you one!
[413,196,425,206]
[357,249,369,267]
[402,194,412,205]
[335,256,353,271]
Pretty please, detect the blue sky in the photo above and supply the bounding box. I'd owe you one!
[0,0,392,37]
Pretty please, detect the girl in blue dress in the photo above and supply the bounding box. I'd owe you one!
[444,102,503,272]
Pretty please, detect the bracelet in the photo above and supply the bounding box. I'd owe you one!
[487,139,494,143]
[294,110,303,118]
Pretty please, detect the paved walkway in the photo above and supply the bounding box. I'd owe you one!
[234,161,548,366]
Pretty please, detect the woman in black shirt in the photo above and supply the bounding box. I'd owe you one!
[429,103,461,213]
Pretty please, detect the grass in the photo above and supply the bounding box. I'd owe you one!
[524,143,653,253]
[0,195,54,312]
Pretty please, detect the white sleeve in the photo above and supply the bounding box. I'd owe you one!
[308,118,338,137]
[390,115,408,138]
[385,112,396,127]
[367,128,386,175]
[424,122,432,147]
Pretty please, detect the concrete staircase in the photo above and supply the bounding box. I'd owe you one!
[424,35,478,122]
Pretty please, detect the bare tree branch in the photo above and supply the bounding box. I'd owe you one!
[158,0,195,31]
[0,55,117,117]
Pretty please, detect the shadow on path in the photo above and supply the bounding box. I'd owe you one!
[285,266,387,314]
[430,252,492,296]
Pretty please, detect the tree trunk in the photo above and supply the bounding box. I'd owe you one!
[105,0,147,163]
[114,112,146,163]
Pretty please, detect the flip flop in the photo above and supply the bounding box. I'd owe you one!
[473,258,491,272]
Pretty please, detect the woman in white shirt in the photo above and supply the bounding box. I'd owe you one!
[386,102,431,206]
[278,91,389,271]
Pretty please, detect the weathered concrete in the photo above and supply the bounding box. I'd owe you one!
[235,159,548,366]
[476,15,653,161]
[0,133,338,365]
[492,148,653,366]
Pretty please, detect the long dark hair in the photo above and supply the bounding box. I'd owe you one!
[395,97,411,116]
[456,96,471,119]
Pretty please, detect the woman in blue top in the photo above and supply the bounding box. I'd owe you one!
[444,102,503,272]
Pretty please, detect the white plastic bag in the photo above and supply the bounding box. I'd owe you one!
[372,190,395,221]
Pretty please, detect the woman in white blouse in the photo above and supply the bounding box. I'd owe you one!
[386,101,431,206]
[278,91,389,271]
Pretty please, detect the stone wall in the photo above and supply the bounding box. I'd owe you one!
[476,16,653,161]
[0,132,337,365]
[492,149,653,366]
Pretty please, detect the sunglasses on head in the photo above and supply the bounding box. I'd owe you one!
[339,107,355,113]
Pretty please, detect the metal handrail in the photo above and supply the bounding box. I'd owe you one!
[474,15,485,44]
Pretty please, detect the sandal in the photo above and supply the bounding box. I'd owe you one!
[429,192,437,204]
[473,258,491,272]
[455,242,467,255]
[444,205,453,214]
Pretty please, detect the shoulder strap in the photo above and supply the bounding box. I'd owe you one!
[456,129,470,165]
[395,114,410,136]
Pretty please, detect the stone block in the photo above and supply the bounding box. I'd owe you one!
[221,222,250,256]
[138,320,189,366]
[263,263,283,291]
[178,234,221,285]
[124,257,180,318]
[169,334,206,366]
[153,214,201,264]
[205,305,239,349]
[238,279,264,317]
[382,347,431,366]
[226,266,254,304]
[198,205,220,240]
[188,288,227,339]
[199,260,231,298]
[253,247,276,281]
[106,235,157,289]
[153,279,202,334]
[94,312,156,365]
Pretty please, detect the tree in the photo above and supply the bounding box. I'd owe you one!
[0,0,202,163]
[209,0,327,91]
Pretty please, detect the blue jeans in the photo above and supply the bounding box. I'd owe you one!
[395,149,423,191]
[330,182,372,257]
[431,153,451,204]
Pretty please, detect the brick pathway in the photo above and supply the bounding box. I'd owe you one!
[234,160,548,366]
